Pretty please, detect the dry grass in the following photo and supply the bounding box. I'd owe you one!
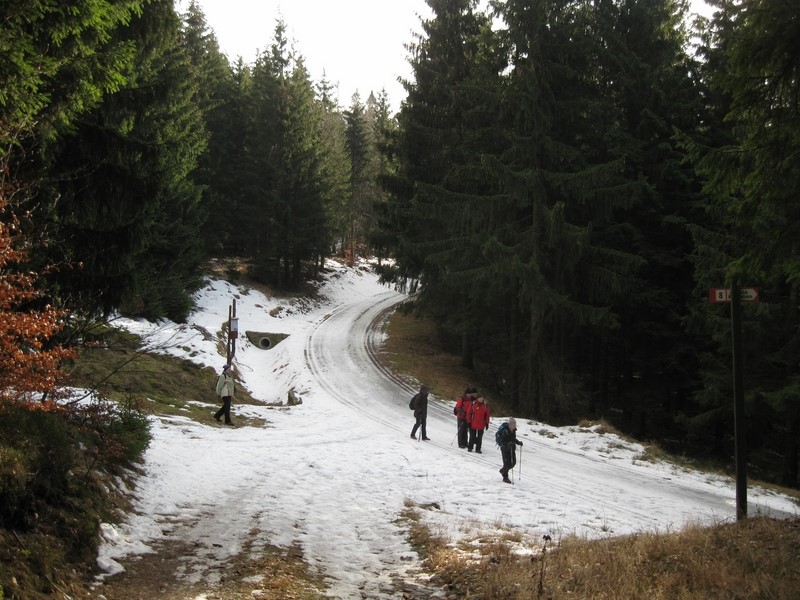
[380,309,513,414]
[404,512,800,600]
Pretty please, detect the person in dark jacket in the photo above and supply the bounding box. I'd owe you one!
[410,384,430,440]
[498,417,523,483]
[453,387,476,449]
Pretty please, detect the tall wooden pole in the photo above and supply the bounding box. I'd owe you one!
[226,304,232,364]
[225,299,238,364]
[730,282,747,520]
[231,299,237,359]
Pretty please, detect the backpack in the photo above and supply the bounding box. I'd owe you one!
[495,422,509,446]
[409,395,416,410]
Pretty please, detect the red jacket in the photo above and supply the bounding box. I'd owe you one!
[469,398,490,429]
[454,395,473,421]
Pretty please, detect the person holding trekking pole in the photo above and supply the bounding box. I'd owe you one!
[498,417,523,484]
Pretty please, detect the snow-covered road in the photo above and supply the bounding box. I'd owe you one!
[98,261,799,599]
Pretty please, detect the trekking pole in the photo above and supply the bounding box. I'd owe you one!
[450,431,458,446]
[519,445,522,479]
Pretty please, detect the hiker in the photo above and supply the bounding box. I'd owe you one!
[214,364,235,425]
[498,417,523,483]
[453,387,476,449]
[467,395,490,453]
[410,384,430,441]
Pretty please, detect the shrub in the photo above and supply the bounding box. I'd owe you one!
[0,406,76,525]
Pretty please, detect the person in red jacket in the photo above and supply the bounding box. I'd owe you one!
[467,395,490,453]
[453,387,476,449]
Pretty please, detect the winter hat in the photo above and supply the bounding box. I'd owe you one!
[223,364,231,371]
[508,417,516,428]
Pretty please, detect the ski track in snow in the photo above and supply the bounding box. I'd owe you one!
[96,262,799,599]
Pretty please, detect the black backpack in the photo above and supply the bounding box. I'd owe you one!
[495,422,509,446]
[408,395,416,410]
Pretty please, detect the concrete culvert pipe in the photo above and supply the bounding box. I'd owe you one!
[245,331,288,350]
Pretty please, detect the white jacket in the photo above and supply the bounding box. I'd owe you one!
[216,372,234,398]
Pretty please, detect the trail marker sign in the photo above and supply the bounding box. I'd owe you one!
[709,283,759,520]
[708,287,759,303]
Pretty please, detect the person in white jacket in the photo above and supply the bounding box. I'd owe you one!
[214,364,235,425]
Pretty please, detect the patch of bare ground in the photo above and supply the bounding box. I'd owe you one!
[89,541,327,600]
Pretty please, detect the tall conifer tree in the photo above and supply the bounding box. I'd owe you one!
[36,0,207,320]
[181,0,241,255]
[689,0,800,486]
[387,0,506,371]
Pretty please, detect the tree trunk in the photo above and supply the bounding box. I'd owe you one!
[461,330,474,370]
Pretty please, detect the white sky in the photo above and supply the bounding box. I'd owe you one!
[93,258,797,598]
[180,0,716,113]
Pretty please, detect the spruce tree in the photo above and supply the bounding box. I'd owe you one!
[35,0,207,320]
[344,95,373,261]
[180,0,240,255]
[688,0,800,486]
[576,0,704,429]
[0,0,144,150]
[317,77,351,267]
[369,89,400,265]
[245,20,332,287]
[387,0,507,373]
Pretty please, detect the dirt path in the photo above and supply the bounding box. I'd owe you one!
[89,538,328,600]
[88,537,443,600]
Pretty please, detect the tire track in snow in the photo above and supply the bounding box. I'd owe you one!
[302,291,682,532]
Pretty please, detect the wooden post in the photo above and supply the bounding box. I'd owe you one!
[226,299,238,364]
[231,299,237,359]
[730,282,747,520]
[226,305,232,364]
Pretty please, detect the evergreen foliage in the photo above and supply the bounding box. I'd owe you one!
[344,95,374,260]
[1,0,798,489]
[686,0,800,486]
[181,0,241,256]
[32,0,207,321]
[0,0,144,149]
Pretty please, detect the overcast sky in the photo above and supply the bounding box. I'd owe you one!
[181,0,716,112]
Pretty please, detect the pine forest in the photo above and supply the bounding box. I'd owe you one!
[1,0,799,498]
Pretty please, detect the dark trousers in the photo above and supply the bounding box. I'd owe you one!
[411,416,427,439]
[468,428,484,452]
[457,420,469,448]
[500,444,517,475]
[215,396,232,424]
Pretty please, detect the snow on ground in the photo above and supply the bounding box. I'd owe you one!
[96,259,799,599]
